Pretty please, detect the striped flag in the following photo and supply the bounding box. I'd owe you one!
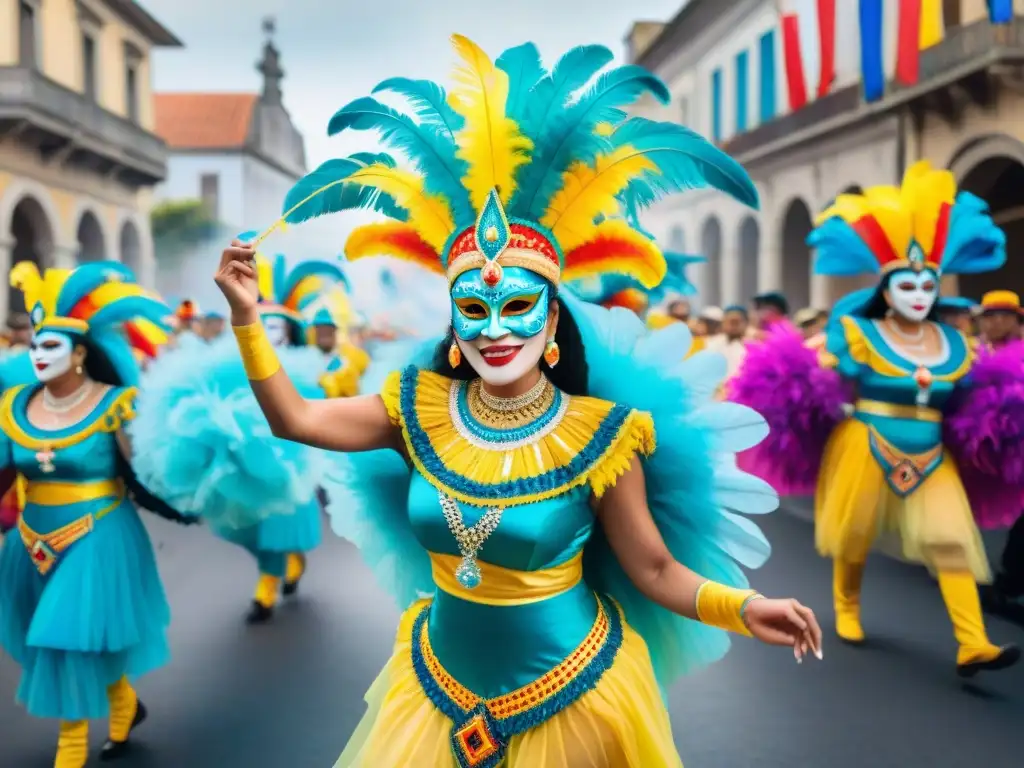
[896,0,944,86]
[859,0,886,101]
[777,0,836,110]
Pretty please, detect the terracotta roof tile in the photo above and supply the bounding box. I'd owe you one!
[154,93,259,150]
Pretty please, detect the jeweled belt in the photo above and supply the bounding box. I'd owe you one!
[867,428,943,498]
[410,592,623,768]
[17,479,124,576]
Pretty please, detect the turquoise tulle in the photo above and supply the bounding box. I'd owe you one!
[214,497,322,554]
[0,351,35,390]
[325,295,777,688]
[131,337,330,529]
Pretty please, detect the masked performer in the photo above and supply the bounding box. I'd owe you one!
[730,162,1022,676]
[131,252,350,624]
[219,35,822,768]
[0,262,197,767]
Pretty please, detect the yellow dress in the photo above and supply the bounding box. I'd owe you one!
[337,369,682,768]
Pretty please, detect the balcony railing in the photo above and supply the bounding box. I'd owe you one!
[0,66,167,186]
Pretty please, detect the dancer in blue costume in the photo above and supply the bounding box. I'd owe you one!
[0,261,196,768]
[132,251,352,624]
[219,35,822,767]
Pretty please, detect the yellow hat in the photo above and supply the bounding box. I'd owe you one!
[980,290,1023,315]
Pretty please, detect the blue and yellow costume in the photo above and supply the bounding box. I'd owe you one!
[809,163,1016,673]
[257,35,778,766]
[0,262,191,767]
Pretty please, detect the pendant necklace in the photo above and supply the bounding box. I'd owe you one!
[36,381,93,471]
[438,491,503,589]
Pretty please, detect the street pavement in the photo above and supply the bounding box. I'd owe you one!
[1,508,1021,767]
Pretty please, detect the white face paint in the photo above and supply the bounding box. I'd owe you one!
[263,316,290,348]
[458,328,550,388]
[886,269,939,323]
[30,330,74,383]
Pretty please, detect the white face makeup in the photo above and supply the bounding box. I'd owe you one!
[30,330,74,383]
[263,316,290,348]
[457,329,550,387]
[886,269,939,323]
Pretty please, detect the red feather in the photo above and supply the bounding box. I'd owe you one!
[346,222,442,274]
[69,296,99,321]
[124,322,158,358]
[562,221,665,289]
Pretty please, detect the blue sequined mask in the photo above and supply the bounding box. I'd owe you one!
[450,267,550,341]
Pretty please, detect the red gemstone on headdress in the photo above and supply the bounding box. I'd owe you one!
[481,261,503,286]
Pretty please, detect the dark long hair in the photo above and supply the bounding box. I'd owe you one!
[430,294,590,396]
[77,337,123,387]
[860,270,942,323]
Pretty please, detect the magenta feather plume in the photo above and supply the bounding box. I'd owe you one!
[944,341,1024,529]
[729,324,849,495]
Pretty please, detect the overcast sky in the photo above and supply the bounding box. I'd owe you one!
[143,0,688,320]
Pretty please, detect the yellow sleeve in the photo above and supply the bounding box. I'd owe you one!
[379,370,404,427]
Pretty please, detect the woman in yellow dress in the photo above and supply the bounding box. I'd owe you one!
[218,35,822,767]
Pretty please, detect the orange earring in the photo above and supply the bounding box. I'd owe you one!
[543,339,560,368]
[448,341,462,369]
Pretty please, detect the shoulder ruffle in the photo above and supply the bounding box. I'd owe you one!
[389,366,654,507]
[0,385,136,451]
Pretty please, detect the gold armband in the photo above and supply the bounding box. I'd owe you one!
[695,580,763,637]
[232,323,281,381]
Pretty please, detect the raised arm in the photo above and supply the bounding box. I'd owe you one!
[597,456,823,661]
[215,241,401,454]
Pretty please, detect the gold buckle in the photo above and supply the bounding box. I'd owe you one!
[455,714,500,766]
[30,539,57,575]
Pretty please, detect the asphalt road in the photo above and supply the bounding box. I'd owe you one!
[1,509,1021,768]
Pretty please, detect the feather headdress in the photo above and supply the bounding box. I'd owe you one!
[272,35,757,292]
[810,161,1006,278]
[10,261,171,384]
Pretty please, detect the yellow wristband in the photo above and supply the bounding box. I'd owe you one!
[695,580,760,637]
[232,323,281,381]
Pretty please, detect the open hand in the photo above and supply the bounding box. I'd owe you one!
[744,597,823,663]
[214,240,260,322]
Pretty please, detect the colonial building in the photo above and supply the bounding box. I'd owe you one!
[0,0,179,314]
[629,0,1024,310]
[152,24,309,309]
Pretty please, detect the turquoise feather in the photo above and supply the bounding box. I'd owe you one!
[518,45,613,140]
[495,42,545,126]
[941,192,1007,275]
[281,259,347,302]
[237,229,259,242]
[609,118,758,210]
[87,296,170,331]
[514,65,671,220]
[372,77,464,139]
[56,262,137,317]
[271,254,289,304]
[808,218,882,276]
[282,157,407,224]
[327,96,472,222]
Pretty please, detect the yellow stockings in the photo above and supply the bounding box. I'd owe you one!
[55,721,88,768]
[832,559,865,643]
[107,676,139,743]
[254,573,282,608]
[936,571,1002,666]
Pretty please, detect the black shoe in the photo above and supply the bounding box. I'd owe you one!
[246,601,274,624]
[981,584,1024,626]
[957,644,1021,678]
[100,700,148,760]
[282,554,306,597]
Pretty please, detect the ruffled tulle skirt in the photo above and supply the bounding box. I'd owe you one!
[0,502,171,719]
[815,419,990,581]
[337,598,683,768]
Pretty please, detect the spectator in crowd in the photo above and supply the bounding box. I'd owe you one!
[666,297,691,324]
[937,296,978,336]
[706,305,749,380]
[694,305,724,339]
[977,290,1022,350]
[200,312,226,342]
[794,307,828,350]
[3,313,32,353]
[751,291,790,336]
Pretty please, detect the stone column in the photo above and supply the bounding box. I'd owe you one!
[719,224,739,307]
[0,237,12,320]
[51,241,79,270]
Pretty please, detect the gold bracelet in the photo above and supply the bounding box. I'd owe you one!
[695,580,761,637]
[232,323,281,381]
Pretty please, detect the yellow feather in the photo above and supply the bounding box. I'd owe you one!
[256,255,275,300]
[9,262,43,313]
[134,318,169,346]
[594,122,616,137]
[900,160,956,255]
[448,34,533,211]
[540,146,657,252]
[348,164,455,252]
[287,276,323,311]
[85,282,147,310]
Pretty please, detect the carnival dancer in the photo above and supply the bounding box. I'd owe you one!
[974,290,1024,623]
[220,35,822,767]
[730,162,1022,677]
[937,296,978,336]
[131,252,351,624]
[0,261,198,767]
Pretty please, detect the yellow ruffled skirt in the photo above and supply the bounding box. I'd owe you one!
[337,598,683,768]
[814,419,990,581]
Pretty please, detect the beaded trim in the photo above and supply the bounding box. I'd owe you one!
[410,593,624,768]
[451,380,569,451]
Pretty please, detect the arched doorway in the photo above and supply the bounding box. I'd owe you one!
[956,155,1024,299]
[76,211,106,263]
[699,217,722,306]
[737,216,759,303]
[668,225,685,252]
[120,221,143,278]
[9,196,54,312]
[780,198,813,310]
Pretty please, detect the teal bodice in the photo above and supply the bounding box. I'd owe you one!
[409,470,600,699]
[827,317,972,456]
[0,385,135,534]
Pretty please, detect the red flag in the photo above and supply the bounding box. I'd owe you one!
[779,2,808,110]
[816,0,836,97]
[896,0,922,86]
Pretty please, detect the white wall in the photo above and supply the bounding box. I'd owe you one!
[154,154,245,229]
